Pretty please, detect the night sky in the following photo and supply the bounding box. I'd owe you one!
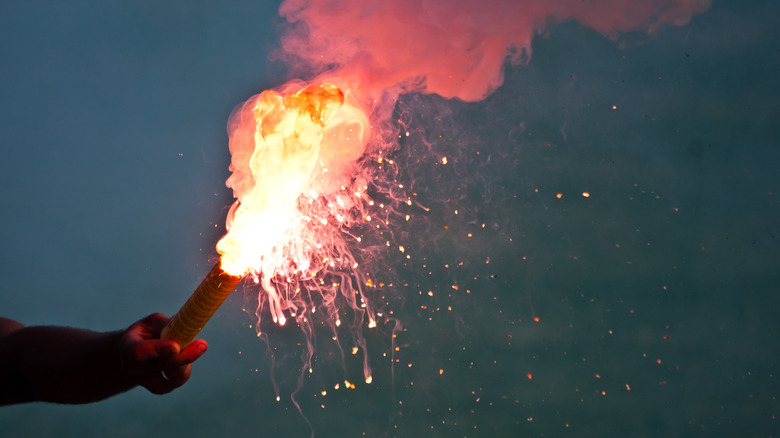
[1,1,778,437]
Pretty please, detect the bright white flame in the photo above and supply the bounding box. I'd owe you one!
[217,82,372,327]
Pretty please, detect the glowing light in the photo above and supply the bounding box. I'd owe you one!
[214,82,379,385]
[218,83,369,276]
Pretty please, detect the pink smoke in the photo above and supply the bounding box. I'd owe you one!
[279,0,711,102]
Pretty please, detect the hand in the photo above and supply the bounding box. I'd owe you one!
[117,313,208,395]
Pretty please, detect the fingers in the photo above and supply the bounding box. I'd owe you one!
[138,364,193,395]
[120,314,180,364]
[130,339,180,362]
[143,313,170,336]
[126,339,206,374]
[137,342,207,394]
[176,339,208,366]
[118,313,209,395]
[124,313,169,341]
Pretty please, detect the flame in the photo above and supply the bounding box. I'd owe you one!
[216,82,371,329]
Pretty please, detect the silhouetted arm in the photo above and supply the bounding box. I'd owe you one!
[0,313,207,405]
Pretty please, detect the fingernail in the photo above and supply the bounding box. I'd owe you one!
[197,343,207,353]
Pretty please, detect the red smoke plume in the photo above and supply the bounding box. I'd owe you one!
[279,0,711,102]
[196,0,713,402]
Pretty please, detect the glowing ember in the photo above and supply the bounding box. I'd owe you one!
[214,81,376,381]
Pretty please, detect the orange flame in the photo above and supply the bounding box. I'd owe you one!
[216,82,371,334]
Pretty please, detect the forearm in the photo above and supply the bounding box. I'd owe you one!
[0,326,135,405]
[0,313,207,405]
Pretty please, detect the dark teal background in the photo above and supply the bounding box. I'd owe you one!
[1,1,778,437]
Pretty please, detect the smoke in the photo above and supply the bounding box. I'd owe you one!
[278,0,711,102]
[218,0,712,397]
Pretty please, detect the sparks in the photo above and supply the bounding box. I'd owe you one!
[213,81,378,385]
